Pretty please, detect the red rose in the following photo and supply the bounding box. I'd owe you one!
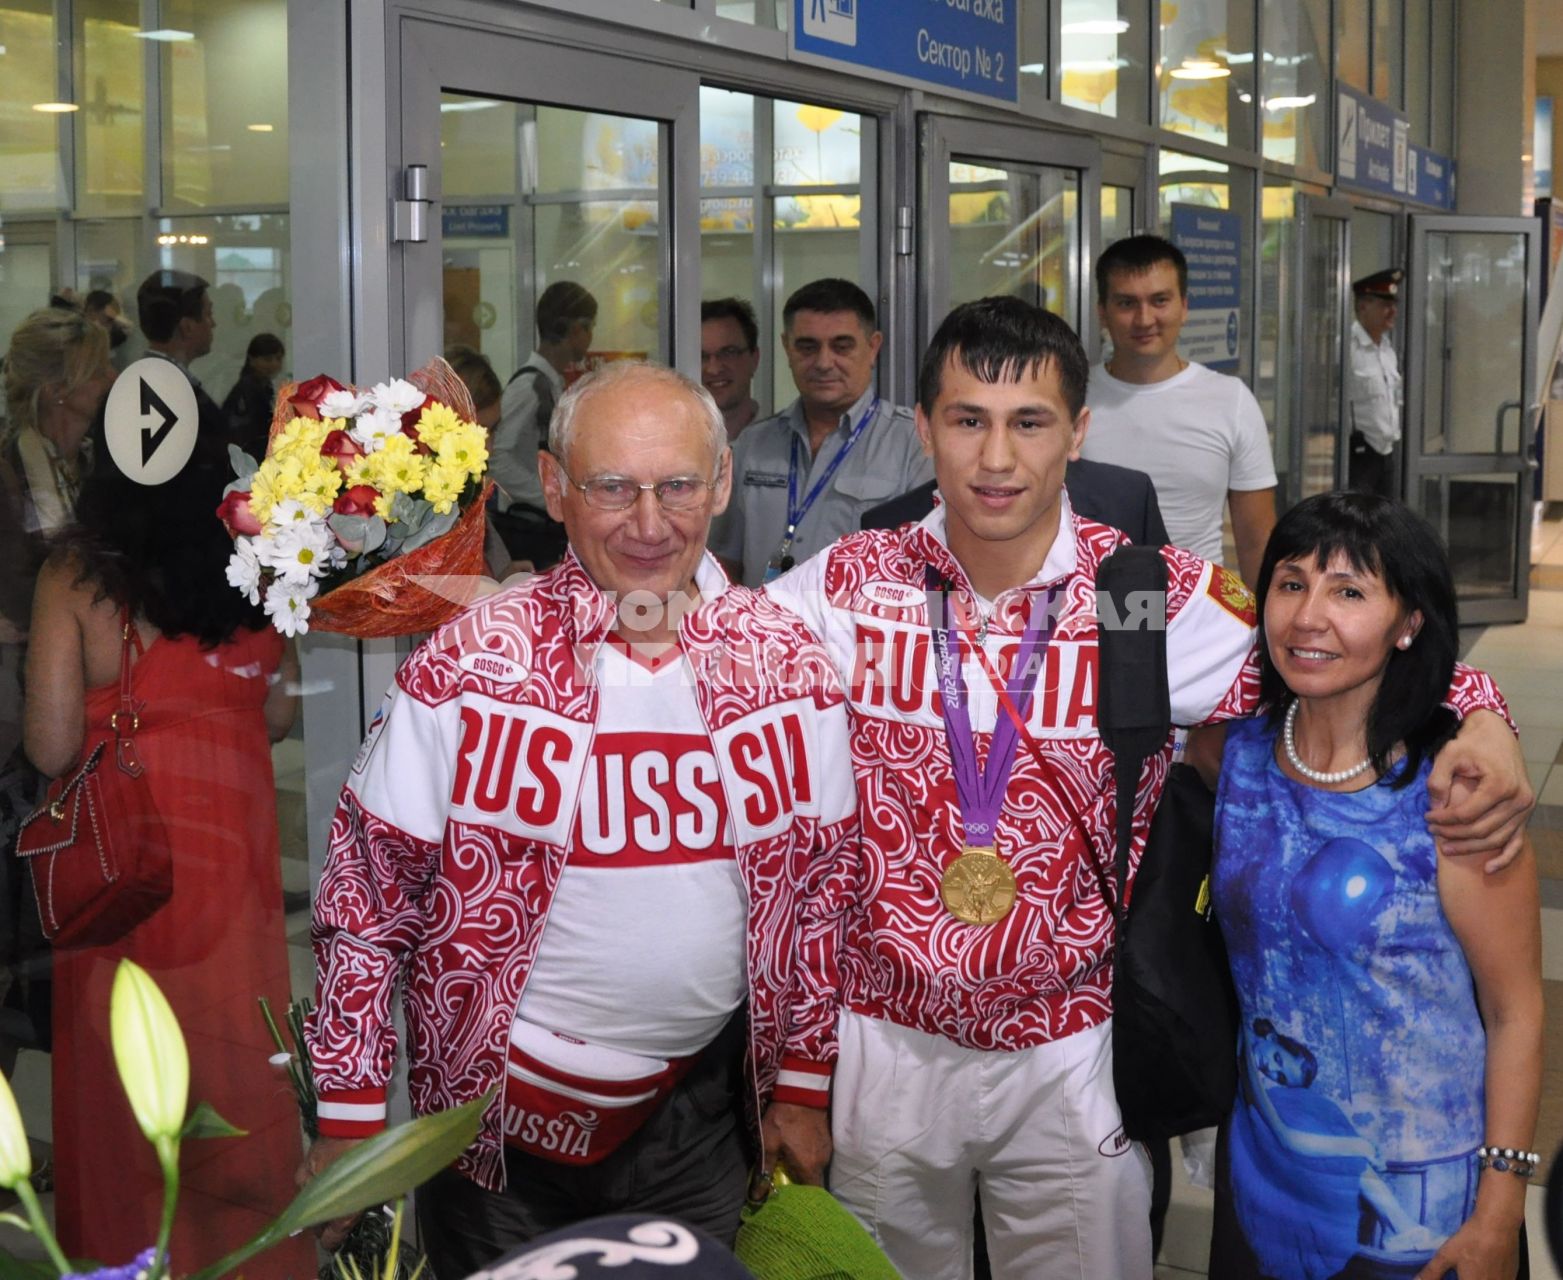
[320,428,365,473]
[286,374,348,420]
[333,485,381,518]
[401,395,435,452]
[215,490,262,537]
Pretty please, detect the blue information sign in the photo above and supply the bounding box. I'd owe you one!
[792,0,1018,105]
[1405,144,1456,210]
[1169,204,1242,372]
[1335,85,1410,201]
[443,204,510,238]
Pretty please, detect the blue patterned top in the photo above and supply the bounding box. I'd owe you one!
[1210,715,1484,1280]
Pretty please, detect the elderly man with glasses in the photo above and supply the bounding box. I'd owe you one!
[300,361,857,1276]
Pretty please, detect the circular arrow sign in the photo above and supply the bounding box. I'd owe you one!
[104,358,200,486]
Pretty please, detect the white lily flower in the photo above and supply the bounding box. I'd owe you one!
[264,579,314,637]
[369,377,425,416]
[0,1071,31,1188]
[349,406,402,454]
[318,388,371,419]
[225,538,263,606]
[110,960,189,1144]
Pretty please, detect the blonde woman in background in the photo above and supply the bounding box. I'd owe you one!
[0,308,117,1080]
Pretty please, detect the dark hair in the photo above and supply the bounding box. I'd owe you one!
[137,270,210,343]
[700,297,759,351]
[246,332,285,361]
[535,281,598,344]
[917,296,1090,420]
[1095,235,1188,305]
[54,406,265,646]
[444,344,503,411]
[783,278,876,332]
[1255,491,1459,789]
[1251,1018,1318,1088]
[83,290,118,315]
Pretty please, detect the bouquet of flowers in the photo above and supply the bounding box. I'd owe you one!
[217,358,493,639]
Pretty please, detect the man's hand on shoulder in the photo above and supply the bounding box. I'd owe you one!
[760,1100,832,1186]
[1427,707,1535,872]
[296,1135,368,1251]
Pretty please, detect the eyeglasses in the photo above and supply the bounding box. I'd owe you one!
[566,471,722,512]
[701,345,753,363]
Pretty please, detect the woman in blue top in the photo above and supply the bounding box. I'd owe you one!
[1199,492,1540,1280]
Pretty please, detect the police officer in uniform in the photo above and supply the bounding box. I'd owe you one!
[1347,268,1404,497]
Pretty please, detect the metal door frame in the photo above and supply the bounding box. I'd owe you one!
[918,116,1102,364]
[1291,194,1355,506]
[1405,214,1540,625]
[394,17,701,379]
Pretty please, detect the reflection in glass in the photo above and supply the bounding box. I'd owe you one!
[1260,0,1328,169]
[161,0,289,210]
[1299,205,1346,498]
[1372,0,1402,106]
[1419,232,1528,457]
[714,0,786,27]
[1102,185,1134,251]
[1336,0,1370,91]
[1060,0,1147,121]
[1258,181,1297,501]
[438,93,664,374]
[1,0,66,211]
[773,100,861,186]
[947,160,1079,320]
[1158,0,1254,148]
[1157,150,1231,221]
[1421,475,1518,598]
[74,0,145,216]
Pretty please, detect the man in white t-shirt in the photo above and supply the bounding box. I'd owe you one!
[1080,235,1277,586]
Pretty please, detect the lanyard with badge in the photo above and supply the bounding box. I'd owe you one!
[928,572,1058,925]
[763,397,880,583]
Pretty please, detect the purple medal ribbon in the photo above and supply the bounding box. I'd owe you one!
[928,575,1058,849]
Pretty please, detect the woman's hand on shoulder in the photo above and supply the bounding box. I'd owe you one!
[1412,1206,1523,1280]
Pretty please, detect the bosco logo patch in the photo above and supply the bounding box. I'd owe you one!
[859,579,925,610]
[1097,1126,1132,1158]
[459,650,526,683]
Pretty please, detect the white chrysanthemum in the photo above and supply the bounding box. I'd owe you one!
[269,498,314,528]
[348,406,402,454]
[263,579,314,637]
[259,518,333,587]
[224,538,263,606]
[318,389,371,419]
[369,377,424,416]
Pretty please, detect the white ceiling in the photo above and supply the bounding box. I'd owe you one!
[1540,0,1563,58]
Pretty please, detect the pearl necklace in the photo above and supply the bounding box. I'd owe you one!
[1282,700,1373,785]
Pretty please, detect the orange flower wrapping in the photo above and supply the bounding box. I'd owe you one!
[264,358,494,639]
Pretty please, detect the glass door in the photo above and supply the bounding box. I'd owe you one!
[1405,216,1540,624]
[1290,195,1353,505]
[919,117,1100,360]
[395,18,700,382]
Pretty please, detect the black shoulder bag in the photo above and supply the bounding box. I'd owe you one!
[1095,545,1238,1141]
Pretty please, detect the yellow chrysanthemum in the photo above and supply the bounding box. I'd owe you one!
[373,490,397,522]
[434,422,489,479]
[372,434,428,495]
[270,416,333,461]
[422,463,467,515]
[414,402,465,450]
[293,459,344,514]
[246,457,303,525]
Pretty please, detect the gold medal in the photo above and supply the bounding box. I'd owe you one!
[940,844,1016,925]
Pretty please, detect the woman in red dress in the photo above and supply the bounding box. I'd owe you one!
[23,414,312,1279]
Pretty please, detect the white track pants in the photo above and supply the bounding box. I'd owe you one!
[828,1011,1152,1280]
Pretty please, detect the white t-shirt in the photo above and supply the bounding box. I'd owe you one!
[515,635,747,1059]
[1080,361,1277,564]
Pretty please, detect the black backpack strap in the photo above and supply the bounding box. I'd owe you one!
[1095,545,1172,933]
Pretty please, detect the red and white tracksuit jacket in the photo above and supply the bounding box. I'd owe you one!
[307,554,856,1190]
[769,504,1510,1059]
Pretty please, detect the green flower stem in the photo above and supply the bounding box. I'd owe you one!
[13,1178,70,1275]
[258,997,288,1056]
[149,1133,180,1280]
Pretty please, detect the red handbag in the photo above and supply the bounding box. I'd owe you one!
[14,612,172,948]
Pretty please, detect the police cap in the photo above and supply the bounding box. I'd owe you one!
[1352,268,1403,300]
